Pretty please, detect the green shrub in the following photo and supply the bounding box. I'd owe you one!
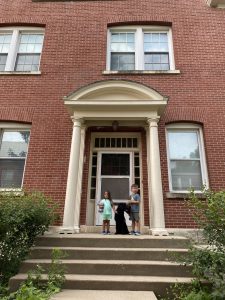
[161,188,225,300]
[0,191,56,286]
[1,249,66,300]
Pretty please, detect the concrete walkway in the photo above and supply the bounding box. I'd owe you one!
[51,290,158,300]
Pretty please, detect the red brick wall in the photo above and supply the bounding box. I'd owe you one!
[1,0,225,228]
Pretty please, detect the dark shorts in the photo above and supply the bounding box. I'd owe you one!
[130,211,139,222]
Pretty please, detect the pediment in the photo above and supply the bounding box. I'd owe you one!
[63,80,168,117]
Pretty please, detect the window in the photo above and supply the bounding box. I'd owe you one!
[0,126,30,189]
[166,124,208,192]
[110,32,135,70]
[0,27,44,72]
[144,33,170,71]
[107,26,175,71]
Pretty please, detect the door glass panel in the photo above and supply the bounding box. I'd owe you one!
[101,154,130,175]
[101,178,130,200]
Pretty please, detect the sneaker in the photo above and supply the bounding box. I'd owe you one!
[129,231,136,235]
[135,231,141,236]
[107,231,111,235]
[101,231,106,235]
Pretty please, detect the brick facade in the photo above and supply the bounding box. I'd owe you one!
[1,0,225,228]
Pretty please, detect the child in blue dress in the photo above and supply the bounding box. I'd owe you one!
[98,190,114,235]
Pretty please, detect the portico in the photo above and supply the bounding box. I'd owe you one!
[61,80,168,235]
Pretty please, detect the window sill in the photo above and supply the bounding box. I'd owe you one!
[0,71,41,75]
[0,188,23,195]
[166,192,206,199]
[207,0,225,8]
[103,70,181,75]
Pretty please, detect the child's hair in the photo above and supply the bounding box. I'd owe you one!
[104,190,112,201]
[104,190,113,207]
[131,184,138,189]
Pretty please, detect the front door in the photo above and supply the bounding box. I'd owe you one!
[96,152,132,226]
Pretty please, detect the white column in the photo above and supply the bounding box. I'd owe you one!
[147,117,168,236]
[73,124,86,233]
[61,117,84,233]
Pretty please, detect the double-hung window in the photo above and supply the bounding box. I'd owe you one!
[0,125,30,189]
[166,124,208,193]
[110,32,135,70]
[107,26,175,71]
[0,27,44,72]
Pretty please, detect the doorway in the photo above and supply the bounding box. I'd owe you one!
[96,152,133,226]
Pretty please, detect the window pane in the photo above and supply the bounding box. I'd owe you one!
[171,160,203,190]
[0,54,7,71]
[18,33,44,53]
[101,178,130,200]
[111,53,135,70]
[144,53,169,71]
[0,34,12,53]
[0,131,30,158]
[168,131,200,159]
[111,32,135,52]
[0,159,25,188]
[144,33,168,52]
[101,154,130,176]
[15,54,41,71]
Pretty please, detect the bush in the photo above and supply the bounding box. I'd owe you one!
[161,188,225,300]
[1,249,66,300]
[0,191,56,286]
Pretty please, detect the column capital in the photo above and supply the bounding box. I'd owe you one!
[71,116,84,127]
[146,117,160,127]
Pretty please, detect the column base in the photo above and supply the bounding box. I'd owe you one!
[59,226,80,234]
[151,228,169,236]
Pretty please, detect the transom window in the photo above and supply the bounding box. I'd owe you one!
[0,27,44,72]
[94,137,138,148]
[0,126,30,189]
[107,26,175,71]
[166,124,208,192]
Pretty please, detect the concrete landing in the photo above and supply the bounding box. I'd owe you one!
[51,290,158,300]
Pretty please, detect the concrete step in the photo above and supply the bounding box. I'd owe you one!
[20,259,192,277]
[50,290,158,300]
[9,274,194,297]
[35,234,190,249]
[29,246,189,261]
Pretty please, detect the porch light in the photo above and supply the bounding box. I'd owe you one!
[112,121,119,131]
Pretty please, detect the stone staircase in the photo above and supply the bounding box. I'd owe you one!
[9,234,193,298]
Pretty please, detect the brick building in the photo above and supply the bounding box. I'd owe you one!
[0,0,225,235]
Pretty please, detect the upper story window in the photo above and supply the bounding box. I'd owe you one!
[166,124,208,193]
[0,124,30,189]
[0,27,44,72]
[107,26,175,71]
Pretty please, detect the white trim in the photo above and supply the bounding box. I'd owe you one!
[107,26,176,71]
[166,123,209,193]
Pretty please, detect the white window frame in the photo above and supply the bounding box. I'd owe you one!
[106,26,175,71]
[0,122,31,191]
[0,27,44,72]
[166,123,209,193]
